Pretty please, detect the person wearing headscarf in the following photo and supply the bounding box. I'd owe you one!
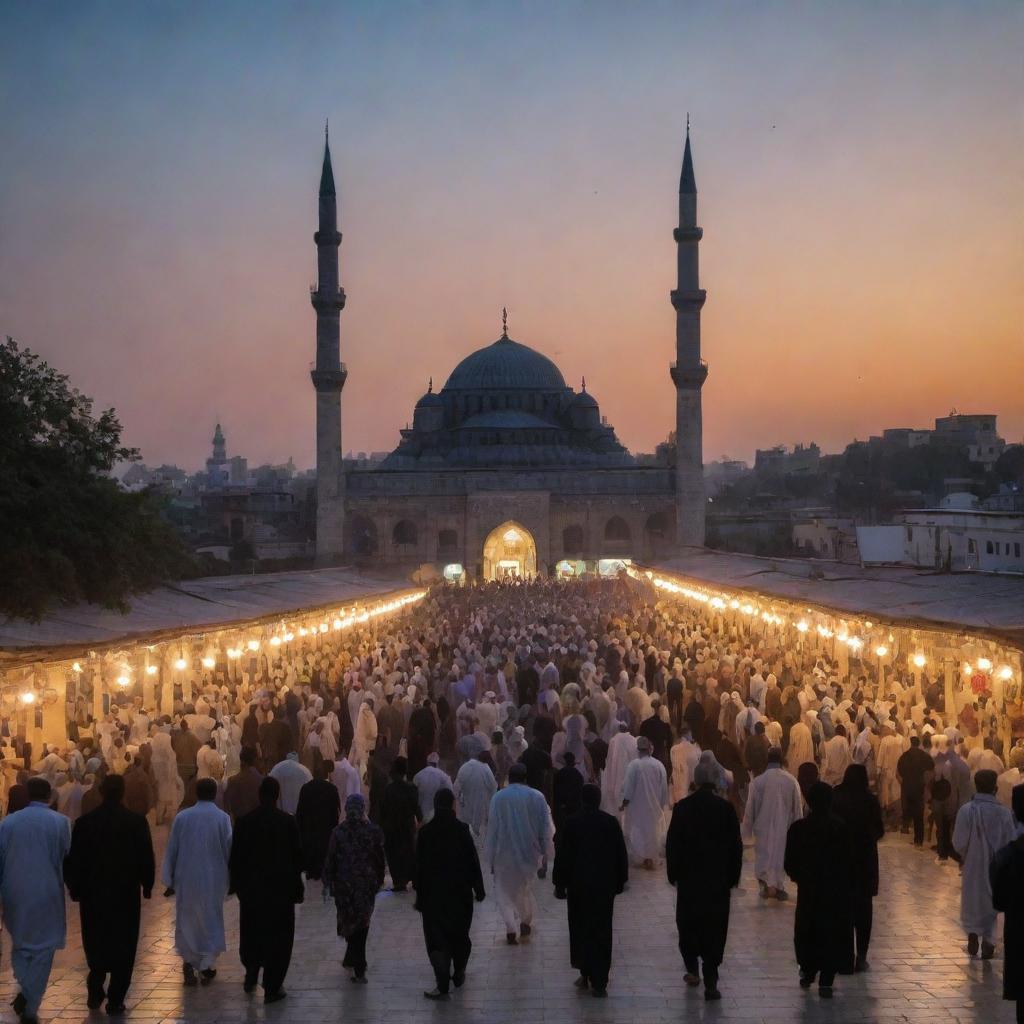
[324,794,386,983]
[228,776,303,1004]
[953,768,1018,959]
[601,724,637,817]
[552,784,628,998]
[415,788,485,1000]
[831,764,884,973]
[665,759,743,1002]
[820,724,852,787]
[785,719,815,778]
[149,732,182,826]
[742,747,803,901]
[507,726,528,762]
[784,782,852,998]
[351,698,379,780]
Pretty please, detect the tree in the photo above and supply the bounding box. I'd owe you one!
[0,337,192,620]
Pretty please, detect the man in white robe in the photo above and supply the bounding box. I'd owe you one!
[742,748,803,900]
[329,752,362,805]
[820,726,852,787]
[150,731,183,825]
[669,729,701,804]
[620,736,668,869]
[952,768,1017,958]
[0,777,71,1022]
[161,778,232,984]
[413,753,453,823]
[268,752,312,815]
[351,699,378,780]
[785,721,815,777]
[876,727,904,820]
[483,764,554,943]
[601,723,638,816]
[454,753,497,839]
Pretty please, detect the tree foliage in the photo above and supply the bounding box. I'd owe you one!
[0,337,192,621]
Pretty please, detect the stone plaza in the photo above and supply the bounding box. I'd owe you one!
[4,826,1010,1024]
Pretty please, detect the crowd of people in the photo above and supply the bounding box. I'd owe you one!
[1,576,1023,1022]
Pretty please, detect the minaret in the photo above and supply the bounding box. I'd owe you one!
[310,124,347,564]
[669,118,708,548]
[211,422,226,462]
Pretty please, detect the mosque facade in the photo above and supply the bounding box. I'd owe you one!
[311,127,707,580]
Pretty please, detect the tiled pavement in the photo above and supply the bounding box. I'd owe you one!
[0,828,1015,1024]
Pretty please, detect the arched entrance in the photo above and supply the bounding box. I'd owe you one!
[482,521,537,581]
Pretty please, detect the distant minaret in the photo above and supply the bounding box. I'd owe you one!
[211,422,226,462]
[670,118,708,547]
[310,123,347,564]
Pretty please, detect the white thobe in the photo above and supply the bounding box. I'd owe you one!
[742,764,804,890]
[997,768,1023,809]
[601,732,638,815]
[0,803,71,1015]
[454,759,497,837]
[820,735,852,787]
[670,739,701,804]
[330,758,362,805]
[56,781,85,822]
[196,744,224,781]
[269,758,313,814]
[953,794,1017,940]
[483,784,554,933]
[621,755,668,862]
[351,705,378,774]
[413,765,453,822]
[876,735,904,808]
[785,722,815,776]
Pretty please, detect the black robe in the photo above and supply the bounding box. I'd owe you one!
[64,799,155,1006]
[552,765,584,841]
[665,787,742,970]
[552,807,628,990]
[229,804,304,995]
[992,835,1024,1001]
[407,707,436,776]
[414,809,485,986]
[380,777,421,890]
[295,778,341,879]
[784,811,853,976]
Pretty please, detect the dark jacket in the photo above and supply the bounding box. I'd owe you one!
[229,803,304,905]
[665,786,742,902]
[831,778,884,896]
[992,834,1024,1000]
[414,809,484,930]
[553,806,628,898]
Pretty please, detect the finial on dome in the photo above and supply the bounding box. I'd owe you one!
[581,376,587,393]
[501,306,508,338]
[427,377,433,394]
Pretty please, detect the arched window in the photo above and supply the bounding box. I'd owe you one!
[562,524,584,555]
[438,528,458,555]
[604,516,631,543]
[643,509,674,556]
[392,520,419,549]
[347,514,378,557]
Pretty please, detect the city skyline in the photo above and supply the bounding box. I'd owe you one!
[2,1,1021,470]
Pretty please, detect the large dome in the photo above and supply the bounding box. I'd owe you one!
[443,335,566,392]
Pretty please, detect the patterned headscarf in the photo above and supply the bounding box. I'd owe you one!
[345,793,366,820]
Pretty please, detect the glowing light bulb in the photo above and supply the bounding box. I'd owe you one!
[333,618,343,629]
[175,658,187,671]
[963,663,973,676]
[116,674,130,687]
[298,628,308,637]
[319,624,328,634]
[912,654,926,669]
[875,646,888,658]
[283,633,294,643]
[20,692,35,705]
[998,666,1012,681]
[270,636,281,647]
[146,665,157,676]
[977,657,993,672]
[201,657,215,670]
[72,662,82,673]
[247,640,259,652]
[796,621,809,633]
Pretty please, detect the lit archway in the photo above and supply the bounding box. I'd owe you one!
[482,521,537,581]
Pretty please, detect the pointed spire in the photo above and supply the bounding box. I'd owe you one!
[501,306,508,338]
[581,376,587,393]
[319,121,336,197]
[427,377,433,394]
[679,114,696,195]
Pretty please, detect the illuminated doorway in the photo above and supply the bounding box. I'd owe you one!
[482,522,537,581]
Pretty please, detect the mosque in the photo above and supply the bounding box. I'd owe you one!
[310,126,708,580]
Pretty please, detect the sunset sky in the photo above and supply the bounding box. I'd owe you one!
[1,1,1021,470]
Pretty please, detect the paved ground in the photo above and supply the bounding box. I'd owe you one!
[0,827,1014,1024]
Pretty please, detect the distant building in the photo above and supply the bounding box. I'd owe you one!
[792,516,859,562]
[705,457,749,495]
[754,443,820,477]
[933,411,1005,468]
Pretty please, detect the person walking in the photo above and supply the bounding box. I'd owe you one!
[64,774,155,1014]
[161,777,232,986]
[379,756,421,892]
[831,763,884,972]
[415,788,485,1000]
[665,759,743,1001]
[784,782,852,998]
[295,762,341,881]
[0,777,72,1024]
[229,776,304,1004]
[742,747,803,900]
[991,784,1024,1024]
[324,794,386,983]
[552,784,628,997]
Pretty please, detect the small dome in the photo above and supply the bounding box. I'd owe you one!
[444,335,566,392]
[415,390,443,409]
[571,390,598,408]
